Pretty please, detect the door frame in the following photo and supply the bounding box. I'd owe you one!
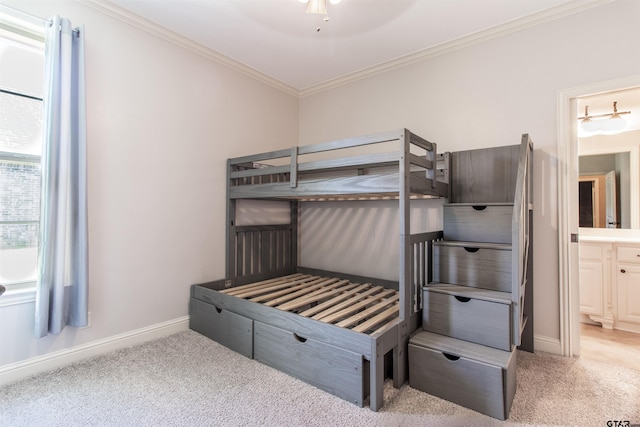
[557,74,640,356]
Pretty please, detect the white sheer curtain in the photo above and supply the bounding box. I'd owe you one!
[35,16,87,338]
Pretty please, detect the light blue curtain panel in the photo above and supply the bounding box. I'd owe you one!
[35,16,87,338]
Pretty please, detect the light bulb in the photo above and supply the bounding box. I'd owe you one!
[580,119,600,133]
[601,116,626,132]
[306,0,327,14]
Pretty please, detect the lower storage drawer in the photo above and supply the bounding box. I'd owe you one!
[253,321,364,407]
[189,298,253,358]
[409,330,516,420]
[423,286,512,351]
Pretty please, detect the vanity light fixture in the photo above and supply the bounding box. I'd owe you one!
[579,101,631,133]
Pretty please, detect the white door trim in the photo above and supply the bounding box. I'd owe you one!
[557,74,640,356]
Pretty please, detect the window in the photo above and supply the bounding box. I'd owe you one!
[0,18,45,305]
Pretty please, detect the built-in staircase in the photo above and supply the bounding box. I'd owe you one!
[409,134,534,420]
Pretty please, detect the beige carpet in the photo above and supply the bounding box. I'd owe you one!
[1,330,639,426]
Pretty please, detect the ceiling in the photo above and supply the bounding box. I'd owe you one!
[105,0,599,92]
[103,0,638,132]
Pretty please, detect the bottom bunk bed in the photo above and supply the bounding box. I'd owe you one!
[190,129,448,411]
[190,268,417,411]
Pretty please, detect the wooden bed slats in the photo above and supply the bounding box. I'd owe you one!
[335,298,398,328]
[315,290,397,323]
[309,286,384,320]
[351,304,399,333]
[221,273,307,298]
[298,283,372,317]
[249,276,327,303]
[260,277,345,307]
[222,274,400,335]
[275,280,354,311]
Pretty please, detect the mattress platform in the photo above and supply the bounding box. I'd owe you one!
[219,273,400,335]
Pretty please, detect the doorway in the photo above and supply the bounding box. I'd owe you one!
[558,75,640,362]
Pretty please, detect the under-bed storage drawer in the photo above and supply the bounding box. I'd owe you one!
[422,285,512,351]
[443,204,513,244]
[409,330,516,420]
[253,321,364,407]
[189,298,253,358]
[434,242,512,292]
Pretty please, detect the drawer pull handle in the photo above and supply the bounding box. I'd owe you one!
[463,247,480,253]
[455,296,471,303]
[214,305,222,314]
[472,205,487,211]
[621,269,626,274]
[443,352,460,361]
[293,333,308,343]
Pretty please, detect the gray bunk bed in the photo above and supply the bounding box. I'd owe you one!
[189,128,450,411]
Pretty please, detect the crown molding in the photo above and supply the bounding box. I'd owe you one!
[299,0,613,98]
[78,0,611,100]
[77,0,299,97]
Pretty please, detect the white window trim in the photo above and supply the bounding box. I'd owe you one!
[0,5,46,44]
[0,5,45,307]
[0,281,36,307]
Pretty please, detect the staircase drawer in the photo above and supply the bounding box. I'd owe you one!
[444,204,512,244]
[189,298,254,359]
[422,287,512,351]
[409,331,516,420]
[253,321,364,407]
[434,242,511,292]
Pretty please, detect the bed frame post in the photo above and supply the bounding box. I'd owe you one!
[290,199,298,270]
[226,158,236,284]
[394,128,412,387]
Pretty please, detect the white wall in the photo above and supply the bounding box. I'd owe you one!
[2,0,638,376]
[0,0,298,370]
[298,0,640,349]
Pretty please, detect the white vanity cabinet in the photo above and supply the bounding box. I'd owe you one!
[580,239,640,333]
[616,246,640,329]
[579,242,614,328]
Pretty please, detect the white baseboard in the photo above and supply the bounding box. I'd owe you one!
[0,320,564,387]
[0,316,190,387]
[534,333,562,355]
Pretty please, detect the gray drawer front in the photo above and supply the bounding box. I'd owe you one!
[254,321,364,407]
[409,342,515,420]
[422,290,512,351]
[189,298,253,358]
[443,205,512,244]
[434,244,511,292]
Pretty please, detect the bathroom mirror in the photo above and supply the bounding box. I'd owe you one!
[578,133,640,230]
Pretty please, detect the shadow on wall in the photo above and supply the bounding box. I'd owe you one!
[299,198,444,281]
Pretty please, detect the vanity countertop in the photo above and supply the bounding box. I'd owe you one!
[579,230,640,244]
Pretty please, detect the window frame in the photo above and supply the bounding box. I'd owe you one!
[0,6,45,307]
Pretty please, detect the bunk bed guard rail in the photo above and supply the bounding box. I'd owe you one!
[226,128,449,199]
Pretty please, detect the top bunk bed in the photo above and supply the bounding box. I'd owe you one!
[228,128,450,201]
